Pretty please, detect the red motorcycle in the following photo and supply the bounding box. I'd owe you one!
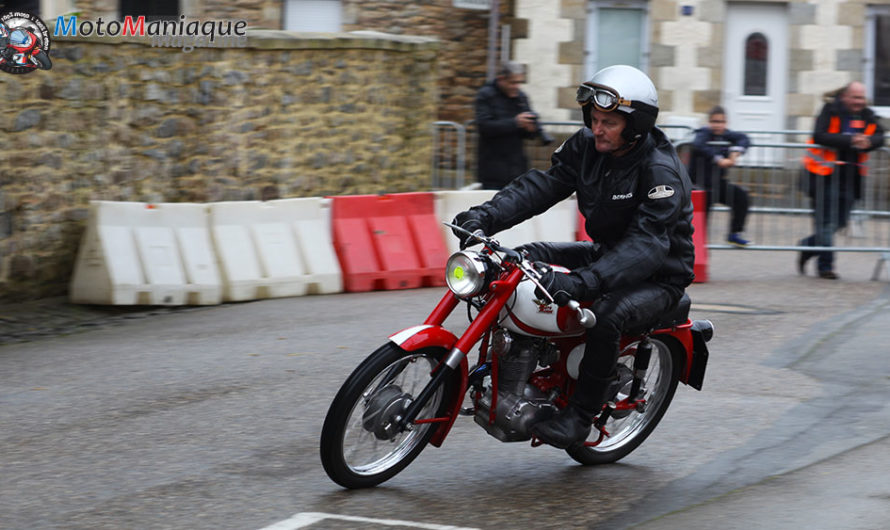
[320,226,713,488]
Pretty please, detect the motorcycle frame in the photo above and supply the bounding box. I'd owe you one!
[389,260,701,448]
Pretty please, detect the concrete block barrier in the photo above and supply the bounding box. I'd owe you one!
[69,201,222,305]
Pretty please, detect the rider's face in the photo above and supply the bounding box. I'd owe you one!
[590,110,627,153]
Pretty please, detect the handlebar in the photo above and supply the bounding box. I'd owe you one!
[445,222,597,328]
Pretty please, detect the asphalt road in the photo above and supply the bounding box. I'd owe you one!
[2,250,890,529]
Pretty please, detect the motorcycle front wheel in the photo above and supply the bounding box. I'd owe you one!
[320,343,453,489]
[567,335,681,465]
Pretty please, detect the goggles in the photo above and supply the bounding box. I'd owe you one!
[576,83,633,111]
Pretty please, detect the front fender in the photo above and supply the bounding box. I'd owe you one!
[389,324,458,352]
[389,325,466,448]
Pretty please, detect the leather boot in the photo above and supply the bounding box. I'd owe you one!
[530,403,595,449]
[531,376,613,449]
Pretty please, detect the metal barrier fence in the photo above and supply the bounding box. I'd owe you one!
[431,120,890,277]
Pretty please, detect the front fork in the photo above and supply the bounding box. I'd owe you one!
[397,270,526,431]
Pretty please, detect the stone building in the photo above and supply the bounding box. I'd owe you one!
[513,0,890,134]
[21,0,890,128]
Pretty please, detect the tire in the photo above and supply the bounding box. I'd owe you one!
[320,343,454,488]
[566,335,682,465]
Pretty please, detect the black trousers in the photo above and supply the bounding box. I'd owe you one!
[517,241,683,405]
[703,178,749,235]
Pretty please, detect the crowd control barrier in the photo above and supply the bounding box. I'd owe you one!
[208,199,342,302]
[69,201,222,305]
[331,193,449,292]
[676,141,890,278]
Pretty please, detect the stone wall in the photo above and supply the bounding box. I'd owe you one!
[66,0,517,124]
[0,31,439,302]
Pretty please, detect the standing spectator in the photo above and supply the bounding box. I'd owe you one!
[688,106,752,247]
[799,82,886,279]
[474,61,551,190]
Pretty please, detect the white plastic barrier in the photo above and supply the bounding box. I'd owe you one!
[208,198,342,302]
[435,190,579,253]
[268,197,342,295]
[69,201,222,305]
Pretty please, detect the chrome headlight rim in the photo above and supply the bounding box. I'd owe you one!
[445,251,489,299]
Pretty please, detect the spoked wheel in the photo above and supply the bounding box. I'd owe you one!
[320,343,453,488]
[567,336,681,465]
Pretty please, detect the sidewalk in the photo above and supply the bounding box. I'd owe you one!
[0,297,210,346]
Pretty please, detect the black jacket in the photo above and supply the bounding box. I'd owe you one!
[468,127,695,298]
[806,96,885,199]
[688,127,750,189]
[474,81,537,189]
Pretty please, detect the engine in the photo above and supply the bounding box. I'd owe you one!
[473,330,559,442]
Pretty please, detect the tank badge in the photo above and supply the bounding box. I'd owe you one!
[533,298,554,314]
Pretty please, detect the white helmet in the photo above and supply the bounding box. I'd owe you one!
[577,65,659,142]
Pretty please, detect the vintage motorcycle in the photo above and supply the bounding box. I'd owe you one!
[320,225,713,489]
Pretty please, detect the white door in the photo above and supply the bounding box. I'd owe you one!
[723,3,788,165]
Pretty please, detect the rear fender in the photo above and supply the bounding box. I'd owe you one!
[652,321,695,386]
[388,325,467,447]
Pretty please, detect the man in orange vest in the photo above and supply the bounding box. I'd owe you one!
[799,82,885,279]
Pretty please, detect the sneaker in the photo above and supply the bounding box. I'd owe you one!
[727,233,751,247]
[818,270,839,280]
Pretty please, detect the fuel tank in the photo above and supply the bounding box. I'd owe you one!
[498,270,588,338]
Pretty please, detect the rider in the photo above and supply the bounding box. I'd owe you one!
[452,65,695,449]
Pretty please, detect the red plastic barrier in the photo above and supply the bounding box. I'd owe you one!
[691,189,708,283]
[331,193,449,292]
[576,211,592,242]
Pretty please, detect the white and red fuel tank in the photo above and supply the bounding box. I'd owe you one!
[498,268,588,338]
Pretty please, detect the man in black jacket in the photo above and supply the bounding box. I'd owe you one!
[453,65,695,449]
[799,82,886,279]
[474,62,549,190]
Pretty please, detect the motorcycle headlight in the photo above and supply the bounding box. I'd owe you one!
[445,251,489,299]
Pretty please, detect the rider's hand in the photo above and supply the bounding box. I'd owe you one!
[533,263,584,307]
[452,210,487,249]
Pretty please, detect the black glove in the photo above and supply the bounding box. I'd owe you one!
[533,263,584,307]
[451,210,487,249]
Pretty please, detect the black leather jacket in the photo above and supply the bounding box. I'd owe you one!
[467,126,695,296]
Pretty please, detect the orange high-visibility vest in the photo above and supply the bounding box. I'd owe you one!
[803,115,878,176]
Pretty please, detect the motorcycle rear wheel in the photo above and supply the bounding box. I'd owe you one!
[320,343,453,489]
[567,335,681,465]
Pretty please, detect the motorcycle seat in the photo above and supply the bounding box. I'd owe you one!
[649,292,691,331]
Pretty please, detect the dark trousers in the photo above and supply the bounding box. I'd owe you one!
[704,178,749,235]
[799,179,855,273]
[516,241,682,407]
[580,284,682,390]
